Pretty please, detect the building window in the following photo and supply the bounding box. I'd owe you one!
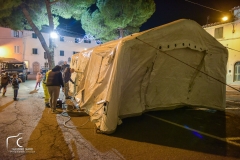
[32,33,37,39]
[60,36,64,42]
[44,52,47,59]
[68,57,71,62]
[234,62,240,81]
[73,51,79,55]
[75,38,80,43]
[60,50,64,56]
[96,39,102,44]
[214,27,223,39]
[14,46,20,53]
[84,39,91,43]
[13,31,19,37]
[32,48,38,54]
[44,62,48,69]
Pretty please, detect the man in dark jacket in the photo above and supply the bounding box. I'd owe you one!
[63,68,75,99]
[46,65,64,113]
[0,72,11,97]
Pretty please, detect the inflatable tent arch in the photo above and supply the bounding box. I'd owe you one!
[69,19,228,134]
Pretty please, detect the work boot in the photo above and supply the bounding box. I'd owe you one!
[45,103,50,108]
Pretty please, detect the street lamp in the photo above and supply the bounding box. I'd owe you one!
[222,16,228,21]
[50,31,58,39]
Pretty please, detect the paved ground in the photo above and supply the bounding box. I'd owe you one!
[0,74,239,160]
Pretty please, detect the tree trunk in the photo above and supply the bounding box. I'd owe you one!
[45,0,55,69]
[21,2,55,70]
[119,28,124,38]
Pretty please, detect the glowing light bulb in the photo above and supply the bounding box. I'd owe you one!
[222,16,228,21]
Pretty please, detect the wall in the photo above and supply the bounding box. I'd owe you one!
[0,27,99,74]
[204,19,240,86]
[0,27,24,62]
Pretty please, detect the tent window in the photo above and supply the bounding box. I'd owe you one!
[234,62,240,81]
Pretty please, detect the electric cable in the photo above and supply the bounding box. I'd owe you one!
[135,37,240,92]
[185,0,228,13]
[60,89,105,129]
[226,47,240,52]
[61,104,105,129]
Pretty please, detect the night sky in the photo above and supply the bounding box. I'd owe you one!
[141,0,240,31]
[59,0,240,34]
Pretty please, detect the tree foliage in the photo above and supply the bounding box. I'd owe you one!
[81,0,155,42]
[0,0,95,69]
[0,0,96,30]
[0,0,155,68]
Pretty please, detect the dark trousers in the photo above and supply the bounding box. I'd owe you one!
[14,89,18,99]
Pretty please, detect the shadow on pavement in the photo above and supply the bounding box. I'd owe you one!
[26,108,72,159]
[0,100,15,112]
[111,107,240,159]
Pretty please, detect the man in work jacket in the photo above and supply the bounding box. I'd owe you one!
[42,70,51,107]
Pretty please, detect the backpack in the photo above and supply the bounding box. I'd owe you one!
[12,78,19,88]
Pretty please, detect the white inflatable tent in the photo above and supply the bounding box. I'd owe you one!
[69,19,228,134]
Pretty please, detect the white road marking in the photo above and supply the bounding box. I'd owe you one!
[225,108,240,110]
[226,137,240,140]
[145,114,240,147]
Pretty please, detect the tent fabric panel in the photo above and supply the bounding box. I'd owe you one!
[117,42,157,116]
[144,49,205,108]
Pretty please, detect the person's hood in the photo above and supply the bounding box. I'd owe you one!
[52,66,61,72]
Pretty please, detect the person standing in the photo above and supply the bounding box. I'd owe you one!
[46,65,64,113]
[42,70,51,107]
[35,71,43,90]
[61,61,70,72]
[12,74,22,101]
[0,72,11,97]
[63,68,75,99]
